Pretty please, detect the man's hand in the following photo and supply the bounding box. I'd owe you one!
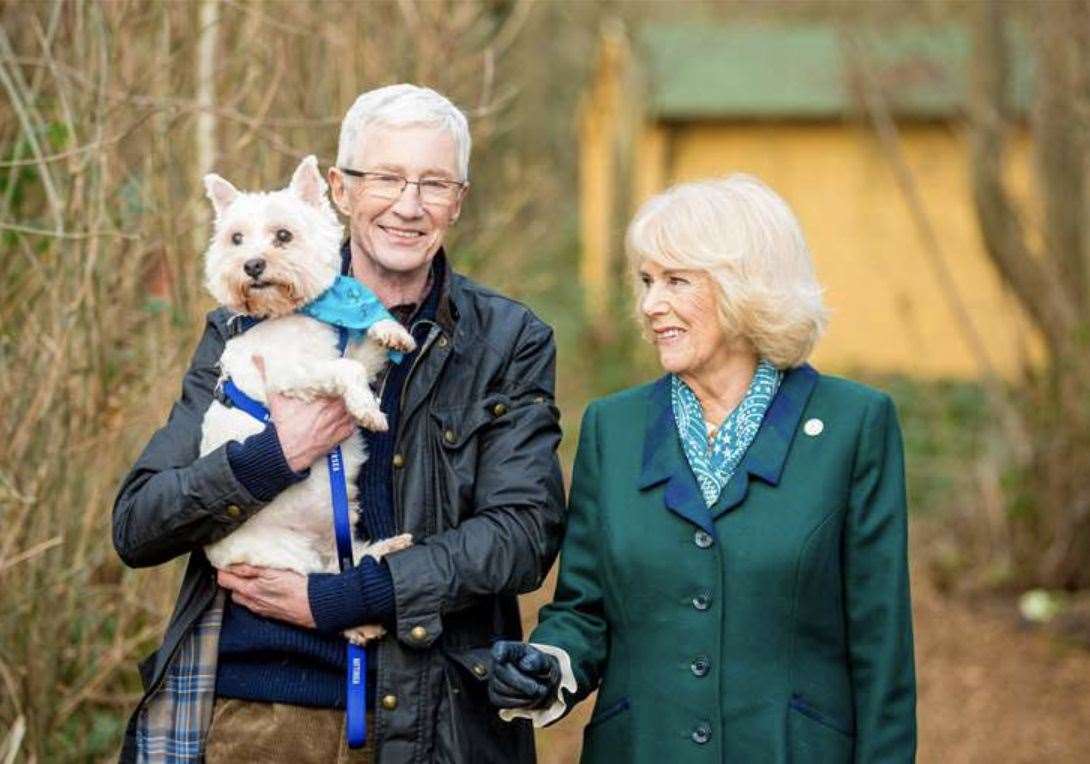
[253,354,356,472]
[489,641,561,709]
[217,564,315,629]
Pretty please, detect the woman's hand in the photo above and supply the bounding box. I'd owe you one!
[488,641,561,709]
[253,354,356,472]
[217,564,315,629]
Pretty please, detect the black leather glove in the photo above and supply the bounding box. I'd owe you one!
[488,641,562,709]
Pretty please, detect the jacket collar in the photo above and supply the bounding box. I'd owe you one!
[637,363,819,535]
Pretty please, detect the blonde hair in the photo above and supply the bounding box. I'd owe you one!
[626,174,827,368]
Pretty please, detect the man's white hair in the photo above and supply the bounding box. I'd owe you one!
[626,174,828,369]
[336,84,471,181]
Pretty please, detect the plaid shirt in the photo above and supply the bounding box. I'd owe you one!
[135,592,224,762]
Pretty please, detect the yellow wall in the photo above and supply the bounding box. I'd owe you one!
[639,121,1040,379]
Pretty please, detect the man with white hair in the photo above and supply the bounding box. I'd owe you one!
[114,84,564,762]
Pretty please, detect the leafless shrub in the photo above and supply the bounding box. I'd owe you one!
[0,0,602,756]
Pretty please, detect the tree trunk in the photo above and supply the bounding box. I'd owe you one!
[968,0,1090,588]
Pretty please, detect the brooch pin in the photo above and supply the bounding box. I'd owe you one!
[803,418,824,437]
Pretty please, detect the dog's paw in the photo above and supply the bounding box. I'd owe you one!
[353,406,389,433]
[365,533,413,559]
[270,386,316,402]
[368,319,417,353]
[344,624,386,646]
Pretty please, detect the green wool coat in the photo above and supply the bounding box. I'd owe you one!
[530,365,916,763]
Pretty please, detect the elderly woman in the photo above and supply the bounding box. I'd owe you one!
[490,175,916,762]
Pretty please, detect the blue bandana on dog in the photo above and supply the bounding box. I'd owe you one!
[671,360,781,507]
[298,275,404,362]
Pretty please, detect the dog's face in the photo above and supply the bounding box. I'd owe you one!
[203,156,344,318]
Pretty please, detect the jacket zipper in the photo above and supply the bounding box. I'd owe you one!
[391,323,442,530]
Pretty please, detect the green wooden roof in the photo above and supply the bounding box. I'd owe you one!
[637,23,1032,120]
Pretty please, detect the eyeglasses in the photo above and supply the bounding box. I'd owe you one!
[339,168,466,206]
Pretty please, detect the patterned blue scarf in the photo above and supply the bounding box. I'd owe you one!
[671,360,782,507]
[298,274,403,362]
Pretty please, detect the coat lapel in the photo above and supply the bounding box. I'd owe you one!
[637,365,820,534]
[637,376,716,536]
[712,363,819,519]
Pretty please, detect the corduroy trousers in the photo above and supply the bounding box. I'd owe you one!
[205,697,375,763]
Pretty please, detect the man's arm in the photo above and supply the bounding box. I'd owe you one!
[112,311,337,569]
[113,312,265,568]
[384,318,565,648]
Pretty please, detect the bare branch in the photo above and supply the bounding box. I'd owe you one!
[968,0,1077,357]
[843,28,1030,447]
[0,221,137,240]
[0,27,65,235]
[1033,0,1089,313]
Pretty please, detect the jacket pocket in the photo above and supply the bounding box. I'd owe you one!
[431,393,513,449]
[435,646,535,764]
[429,395,514,526]
[787,693,853,763]
[582,696,633,762]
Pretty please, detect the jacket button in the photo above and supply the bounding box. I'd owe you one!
[381,694,398,710]
[533,395,545,404]
[693,530,714,548]
[392,453,405,468]
[410,625,428,642]
[443,430,456,444]
[692,592,711,611]
[691,722,712,744]
[226,505,241,519]
[491,402,507,417]
[472,663,488,678]
[437,336,449,348]
[691,656,711,677]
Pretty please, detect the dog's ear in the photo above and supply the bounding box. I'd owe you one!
[204,174,239,216]
[290,155,327,208]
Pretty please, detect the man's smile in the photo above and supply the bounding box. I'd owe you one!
[377,224,425,240]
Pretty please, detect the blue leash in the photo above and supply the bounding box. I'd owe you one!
[221,325,367,748]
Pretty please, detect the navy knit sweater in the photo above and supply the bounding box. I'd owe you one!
[215,247,442,709]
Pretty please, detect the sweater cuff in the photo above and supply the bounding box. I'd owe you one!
[226,424,307,503]
[308,557,396,634]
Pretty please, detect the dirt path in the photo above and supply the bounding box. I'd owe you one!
[914,564,1090,762]
[524,531,1090,762]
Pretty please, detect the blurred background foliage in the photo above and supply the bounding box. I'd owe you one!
[1,0,1088,761]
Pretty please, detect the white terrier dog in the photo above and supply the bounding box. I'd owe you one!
[199,156,412,641]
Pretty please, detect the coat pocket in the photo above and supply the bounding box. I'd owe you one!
[435,647,534,764]
[787,693,853,763]
[582,696,633,763]
[431,394,513,449]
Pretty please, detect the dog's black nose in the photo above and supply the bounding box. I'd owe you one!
[243,258,266,278]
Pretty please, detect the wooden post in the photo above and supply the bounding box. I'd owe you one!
[578,24,627,323]
[633,123,668,209]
